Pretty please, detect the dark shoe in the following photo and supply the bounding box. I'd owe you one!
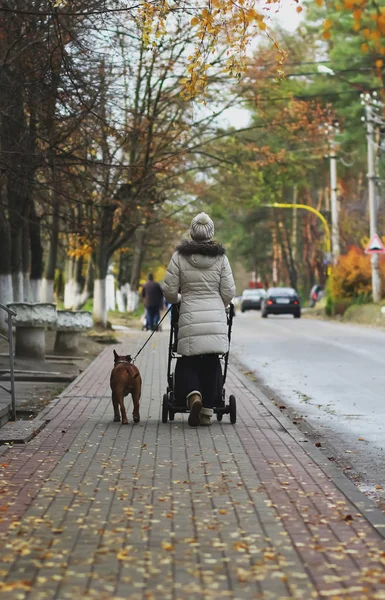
[187,392,202,427]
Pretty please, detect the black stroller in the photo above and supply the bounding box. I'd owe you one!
[162,303,237,424]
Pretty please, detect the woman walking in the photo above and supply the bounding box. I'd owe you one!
[163,212,235,427]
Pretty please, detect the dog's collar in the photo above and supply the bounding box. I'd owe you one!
[115,359,132,365]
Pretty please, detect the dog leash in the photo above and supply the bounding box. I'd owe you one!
[132,306,172,363]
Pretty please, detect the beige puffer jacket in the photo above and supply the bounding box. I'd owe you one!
[163,240,236,356]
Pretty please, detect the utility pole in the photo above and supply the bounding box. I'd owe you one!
[329,128,340,259]
[317,67,341,261]
[363,95,382,303]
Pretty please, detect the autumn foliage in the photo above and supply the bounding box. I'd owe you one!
[321,0,385,63]
[329,246,385,302]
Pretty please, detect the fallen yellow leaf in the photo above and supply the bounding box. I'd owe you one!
[161,542,174,552]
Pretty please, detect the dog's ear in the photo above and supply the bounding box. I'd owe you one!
[113,349,119,361]
[125,354,132,363]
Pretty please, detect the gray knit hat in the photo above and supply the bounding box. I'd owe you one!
[190,212,214,242]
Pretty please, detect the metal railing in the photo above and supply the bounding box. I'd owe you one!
[0,303,16,420]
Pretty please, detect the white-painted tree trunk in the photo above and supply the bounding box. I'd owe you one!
[106,273,116,311]
[93,278,107,326]
[41,278,54,302]
[0,275,13,333]
[65,279,87,310]
[64,279,77,309]
[29,279,42,302]
[127,290,139,313]
[23,274,31,302]
[12,272,24,302]
[72,281,83,310]
[116,289,125,312]
[116,283,131,312]
[73,288,91,310]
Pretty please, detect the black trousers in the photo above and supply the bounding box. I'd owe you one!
[175,355,223,409]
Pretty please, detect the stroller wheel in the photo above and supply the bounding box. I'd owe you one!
[229,395,236,424]
[216,413,223,422]
[162,394,168,423]
[169,410,175,421]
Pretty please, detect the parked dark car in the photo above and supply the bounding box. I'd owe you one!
[261,287,301,318]
[309,284,324,308]
[241,289,266,312]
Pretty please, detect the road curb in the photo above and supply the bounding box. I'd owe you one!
[0,418,50,444]
[230,355,385,539]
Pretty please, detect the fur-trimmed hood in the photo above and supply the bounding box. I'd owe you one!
[176,239,226,257]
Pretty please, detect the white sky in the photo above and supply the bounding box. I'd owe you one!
[220,1,304,129]
[269,1,304,32]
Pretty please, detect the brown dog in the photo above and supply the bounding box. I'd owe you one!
[110,350,142,424]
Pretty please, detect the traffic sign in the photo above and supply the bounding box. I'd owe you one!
[365,234,385,254]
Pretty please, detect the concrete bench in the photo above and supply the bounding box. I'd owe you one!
[7,303,57,361]
[54,310,93,354]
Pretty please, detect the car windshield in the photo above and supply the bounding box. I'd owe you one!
[267,288,296,296]
[242,289,265,298]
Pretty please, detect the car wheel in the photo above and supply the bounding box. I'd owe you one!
[294,310,301,319]
[241,307,245,313]
[262,311,268,318]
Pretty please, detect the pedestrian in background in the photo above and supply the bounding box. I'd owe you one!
[142,273,164,331]
[163,212,235,427]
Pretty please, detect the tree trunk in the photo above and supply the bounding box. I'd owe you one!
[64,258,76,309]
[272,230,278,286]
[93,278,107,325]
[127,227,146,313]
[71,256,84,309]
[11,226,24,302]
[2,63,28,303]
[0,206,13,332]
[22,219,31,302]
[277,218,298,291]
[29,203,43,302]
[71,256,87,309]
[75,256,94,309]
[116,252,131,312]
[93,251,109,326]
[42,200,59,302]
[8,179,26,302]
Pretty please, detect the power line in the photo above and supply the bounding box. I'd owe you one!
[250,87,382,104]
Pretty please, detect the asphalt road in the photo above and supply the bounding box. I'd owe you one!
[231,310,385,505]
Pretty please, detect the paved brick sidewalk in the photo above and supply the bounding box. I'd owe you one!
[0,330,385,600]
